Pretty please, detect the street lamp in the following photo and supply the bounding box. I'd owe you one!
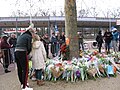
[15,16,18,37]
[29,0,32,24]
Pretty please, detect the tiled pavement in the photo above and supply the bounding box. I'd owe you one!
[0,63,16,75]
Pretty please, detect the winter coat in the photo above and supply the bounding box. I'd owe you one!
[51,36,57,44]
[9,37,17,47]
[1,36,11,49]
[96,34,103,44]
[31,41,46,70]
[103,31,113,43]
[15,30,32,55]
[112,31,119,41]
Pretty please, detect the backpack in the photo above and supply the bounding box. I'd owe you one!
[93,42,97,46]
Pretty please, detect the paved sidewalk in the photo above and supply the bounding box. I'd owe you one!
[1,67,120,90]
[0,63,16,75]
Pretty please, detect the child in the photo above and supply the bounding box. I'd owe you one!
[31,34,46,86]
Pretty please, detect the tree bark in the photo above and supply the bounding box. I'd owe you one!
[64,0,79,60]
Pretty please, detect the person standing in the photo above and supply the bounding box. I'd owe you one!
[78,32,84,51]
[60,32,66,45]
[8,34,17,62]
[56,32,61,56]
[1,35,12,73]
[31,34,46,86]
[103,29,113,54]
[96,30,104,53]
[14,24,35,90]
[50,32,57,57]
[42,34,50,58]
[111,28,119,53]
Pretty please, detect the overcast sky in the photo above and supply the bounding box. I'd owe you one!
[0,0,120,17]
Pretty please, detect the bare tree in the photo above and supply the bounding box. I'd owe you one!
[52,10,57,16]
[90,7,98,17]
[40,9,50,16]
[78,9,89,17]
[8,0,120,18]
[60,10,64,16]
[10,0,47,17]
[110,8,120,18]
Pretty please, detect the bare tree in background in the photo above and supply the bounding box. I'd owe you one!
[110,8,120,18]
[90,7,98,17]
[60,9,64,16]
[52,10,57,16]
[78,9,89,17]
[9,0,120,17]
[11,0,48,17]
[40,9,50,16]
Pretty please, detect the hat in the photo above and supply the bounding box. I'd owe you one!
[98,30,102,34]
[112,28,117,31]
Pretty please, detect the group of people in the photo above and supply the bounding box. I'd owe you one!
[77,28,120,55]
[0,34,17,73]
[0,26,66,90]
[14,27,66,90]
[96,28,120,54]
[2,27,120,90]
[13,25,54,90]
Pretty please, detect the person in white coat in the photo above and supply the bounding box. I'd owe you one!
[31,34,46,86]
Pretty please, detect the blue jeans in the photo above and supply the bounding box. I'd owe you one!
[35,69,43,80]
[105,42,111,53]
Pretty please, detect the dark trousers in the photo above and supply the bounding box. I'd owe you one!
[105,42,111,53]
[51,44,56,56]
[2,49,11,71]
[119,45,120,51]
[119,41,120,51]
[44,44,49,58]
[15,51,28,88]
[98,43,102,53]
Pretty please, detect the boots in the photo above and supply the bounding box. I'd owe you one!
[37,80,45,86]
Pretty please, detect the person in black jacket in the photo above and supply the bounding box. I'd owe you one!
[96,30,103,53]
[103,29,113,54]
[42,34,50,58]
[14,24,35,90]
[8,34,17,62]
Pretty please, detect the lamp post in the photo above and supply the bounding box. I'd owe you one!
[28,0,34,25]
[30,0,32,24]
[15,16,18,37]
[48,16,50,36]
[15,0,19,37]
[108,10,112,31]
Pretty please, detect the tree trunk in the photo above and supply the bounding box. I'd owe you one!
[64,0,79,60]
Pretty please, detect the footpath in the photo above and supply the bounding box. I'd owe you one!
[1,63,120,90]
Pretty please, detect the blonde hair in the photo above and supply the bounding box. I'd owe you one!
[33,34,40,41]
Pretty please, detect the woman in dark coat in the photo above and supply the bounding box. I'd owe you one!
[96,31,103,53]
[1,35,12,73]
[103,30,113,54]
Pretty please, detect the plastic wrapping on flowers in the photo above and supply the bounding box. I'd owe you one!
[29,50,120,82]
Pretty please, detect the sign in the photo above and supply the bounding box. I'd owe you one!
[116,20,120,25]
